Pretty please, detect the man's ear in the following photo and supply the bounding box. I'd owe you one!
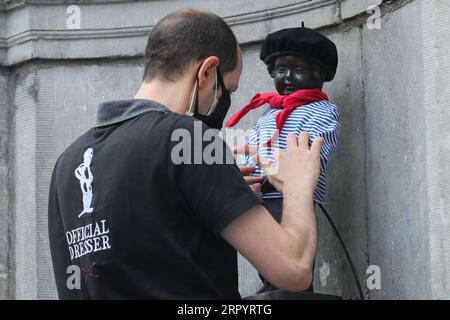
[198,56,220,89]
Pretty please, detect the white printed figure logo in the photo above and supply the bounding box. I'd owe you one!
[75,148,94,218]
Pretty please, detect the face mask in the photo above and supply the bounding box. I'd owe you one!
[186,79,199,117]
[189,66,231,130]
[187,67,219,116]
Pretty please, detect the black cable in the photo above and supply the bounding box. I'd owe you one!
[317,203,365,300]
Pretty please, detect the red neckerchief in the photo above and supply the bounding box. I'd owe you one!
[225,88,329,147]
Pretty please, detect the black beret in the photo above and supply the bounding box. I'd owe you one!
[260,27,338,82]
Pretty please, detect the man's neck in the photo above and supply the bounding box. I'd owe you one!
[134,77,194,115]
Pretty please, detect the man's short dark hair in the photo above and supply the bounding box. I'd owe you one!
[143,8,238,82]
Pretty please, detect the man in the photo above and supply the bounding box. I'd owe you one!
[48,8,323,299]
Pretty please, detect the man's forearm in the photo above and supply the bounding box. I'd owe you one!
[280,184,318,272]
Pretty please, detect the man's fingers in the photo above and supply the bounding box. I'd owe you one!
[239,166,256,177]
[251,154,266,168]
[250,183,261,194]
[310,135,324,155]
[238,165,263,185]
[244,176,264,184]
[298,131,310,149]
[273,148,281,162]
[252,154,273,174]
[286,133,298,149]
[232,145,258,155]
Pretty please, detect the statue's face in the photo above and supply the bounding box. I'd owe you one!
[272,55,322,95]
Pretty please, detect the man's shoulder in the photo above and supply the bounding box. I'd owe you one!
[170,114,211,132]
[170,116,226,146]
[53,128,95,169]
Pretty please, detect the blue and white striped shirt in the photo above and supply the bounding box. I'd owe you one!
[243,100,340,204]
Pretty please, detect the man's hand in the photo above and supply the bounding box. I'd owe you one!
[254,132,323,196]
[232,132,323,196]
[238,166,263,194]
[232,145,264,194]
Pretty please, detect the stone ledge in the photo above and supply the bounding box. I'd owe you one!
[0,0,381,66]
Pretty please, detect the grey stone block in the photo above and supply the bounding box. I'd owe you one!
[0,69,11,300]
[362,0,431,299]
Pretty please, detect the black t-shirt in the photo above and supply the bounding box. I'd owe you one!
[48,99,262,299]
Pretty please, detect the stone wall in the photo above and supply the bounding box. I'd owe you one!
[1,0,449,300]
